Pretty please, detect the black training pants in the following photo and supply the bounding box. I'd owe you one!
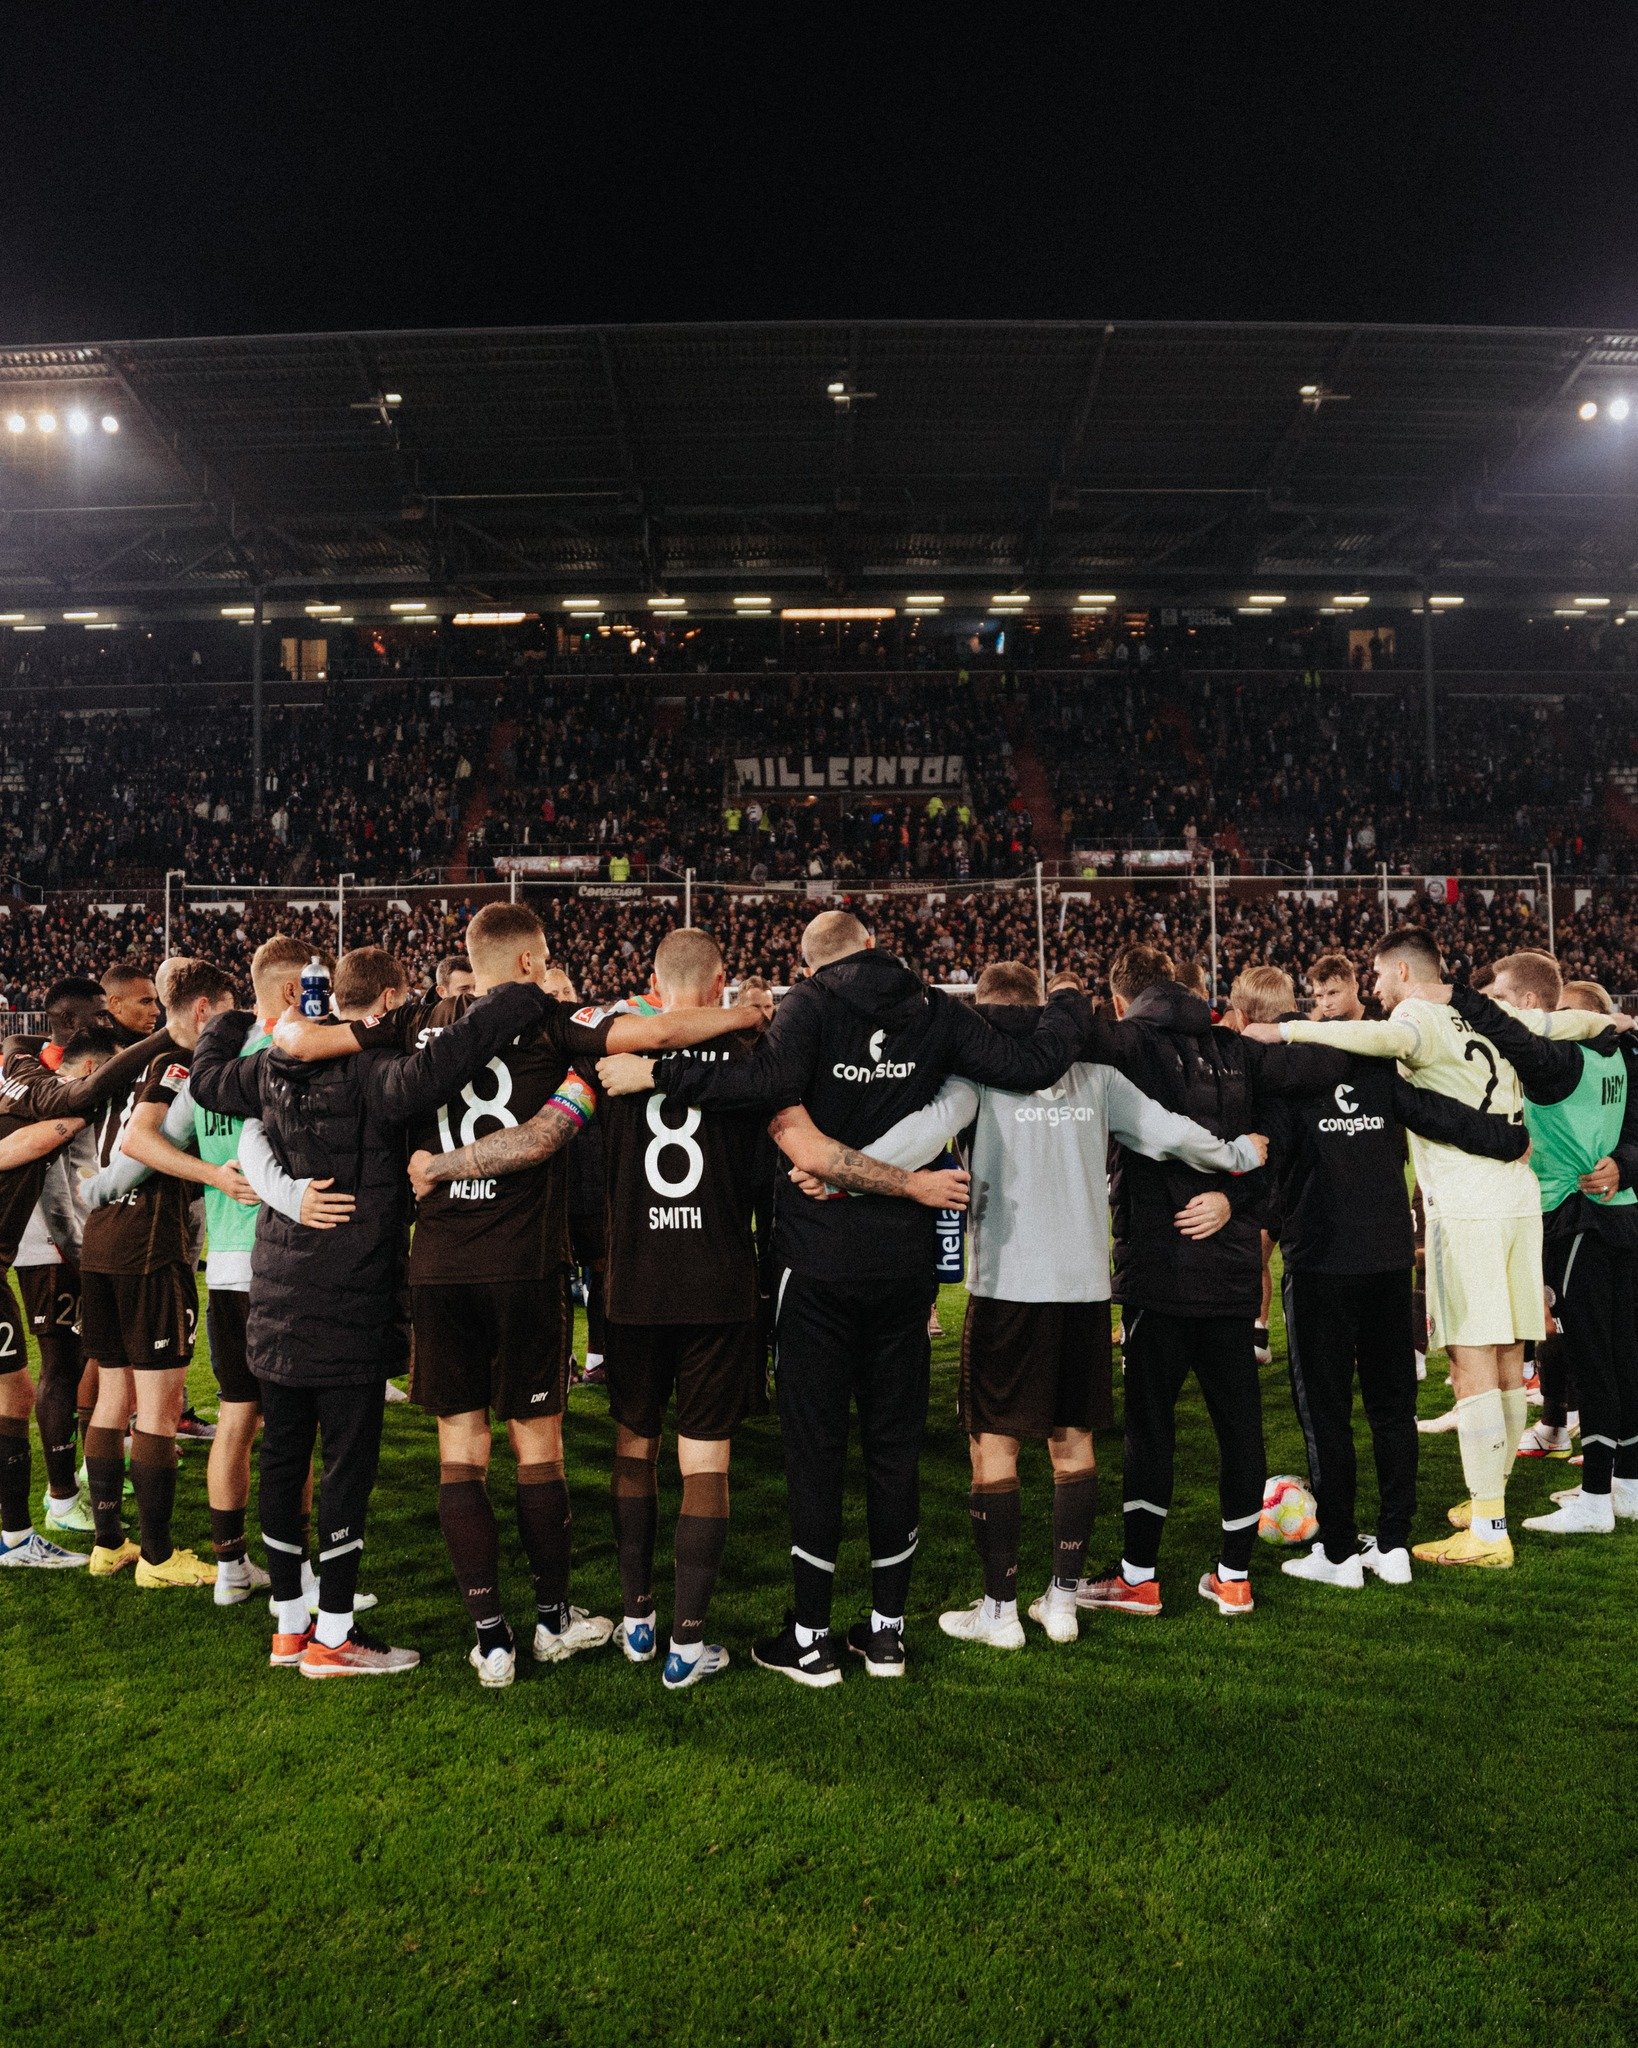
[775,1269,934,1629]
[258,1378,386,1618]
[1282,1267,1417,1561]
[1120,1309,1266,1573]
[1547,1232,1638,1494]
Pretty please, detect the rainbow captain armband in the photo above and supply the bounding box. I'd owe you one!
[547,1072,597,1132]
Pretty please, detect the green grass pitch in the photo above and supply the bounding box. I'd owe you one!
[3,1271,1636,2048]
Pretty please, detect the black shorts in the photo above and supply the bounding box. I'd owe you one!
[0,1276,26,1377]
[16,1263,79,1345]
[603,1318,761,1441]
[205,1288,260,1407]
[410,1274,572,1421]
[959,1296,1114,1439]
[80,1266,198,1372]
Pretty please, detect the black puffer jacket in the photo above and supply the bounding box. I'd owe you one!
[1107,981,1344,1316]
[190,982,554,1386]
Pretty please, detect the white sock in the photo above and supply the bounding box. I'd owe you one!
[979,1597,1015,1623]
[668,1637,702,1665]
[1120,1559,1155,1584]
[218,1556,250,1583]
[315,1608,353,1649]
[1046,1581,1077,1606]
[275,1596,309,1636]
[870,1610,904,1634]
[3,1526,33,1546]
[794,1620,827,1647]
[300,1558,318,1599]
[586,1352,603,1369]
[1474,1511,1509,1542]
[46,1491,78,1513]
[624,1613,652,1638]
[1217,1564,1249,1583]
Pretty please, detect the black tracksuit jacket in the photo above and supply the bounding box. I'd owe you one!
[651,951,1089,1287]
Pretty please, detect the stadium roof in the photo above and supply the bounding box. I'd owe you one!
[4,319,1638,612]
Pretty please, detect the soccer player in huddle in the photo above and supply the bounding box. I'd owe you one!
[829,958,1265,1648]
[294,901,763,1686]
[1252,928,1617,1567]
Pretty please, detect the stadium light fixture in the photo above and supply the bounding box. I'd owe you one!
[453,611,528,625]
[1579,399,1600,421]
[732,595,772,609]
[389,600,430,612]
[305,602,342,616]
[1246,593,1287,605]
[100,414,118,433]
[62,609,97,621]
[826,381,846,396]
[648,598,687,611]
[11,623,44,632]
[1237,605,1273,616]
[4,413,23,433]
[990,594,1030,607]
[220,605,255,618]
[1611,397,1632,422]
[562,598,602,611]
[66,409,89,435]
[1077,593,1117,605]
[1429,594,1464,607]
[84,621,119,630]
[781,606,896,621]
[1332,594,1370,607]
[35,412,56,433]
[1553,607,1585,617]
[0,613,25,623]
[384,392,402,406]
[905,593,944,605]
[1573,596,1610,607]
[398,613,437,623]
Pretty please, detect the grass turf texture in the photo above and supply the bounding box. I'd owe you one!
[3,1273,1636,2048]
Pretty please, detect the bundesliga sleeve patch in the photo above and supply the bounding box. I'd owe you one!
[159,1063,190,1092]
[571,1005,614,1027]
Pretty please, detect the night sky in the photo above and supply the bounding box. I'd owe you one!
[4,8,1638,342]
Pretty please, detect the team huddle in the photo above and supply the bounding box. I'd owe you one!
[0,901,1633,1691]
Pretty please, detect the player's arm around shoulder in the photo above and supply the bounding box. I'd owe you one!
[768,1102,970,1211]
[406,1071,595,1199]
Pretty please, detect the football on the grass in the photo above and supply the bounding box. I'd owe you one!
[1259,1475,1319,1544]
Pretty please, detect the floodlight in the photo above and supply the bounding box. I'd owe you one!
[1579,400,1599,421]
[67,410,89,435]
[100,415,119,433]
[35,412,55,433]
[1612,397,1631,422]
[4,415,24,434]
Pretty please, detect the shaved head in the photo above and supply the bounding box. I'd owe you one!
[801,910,872,969]
[654,927,725,1002]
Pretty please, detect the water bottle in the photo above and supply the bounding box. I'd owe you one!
[299,957,332,1019]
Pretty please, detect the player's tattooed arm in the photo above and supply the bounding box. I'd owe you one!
[0,1115,84,1171]
[407,1075,595,1196]
[769,1105,971,1210]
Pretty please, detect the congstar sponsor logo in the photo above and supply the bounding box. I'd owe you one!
[1317,1080,1386,1136]
[832,1026,916,1084]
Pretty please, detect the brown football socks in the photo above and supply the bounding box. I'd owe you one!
[84,1425,127,1548]
[611,1453,659,1621]
[517,1458,573,1632]
[208,1505,249,1564]
[970,1478,1021,1603]
[128,1428,177,1566]
[0,1416,30,1536]
[438,1461,510,1653]
[34,1343,80,1502]
[1051,1470,1097,1589]
[672,1470,729,1647]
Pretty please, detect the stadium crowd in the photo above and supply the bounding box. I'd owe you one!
[3,880,1636,1015]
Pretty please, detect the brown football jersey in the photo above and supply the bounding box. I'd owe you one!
[79,1050,197,1277]
[354,992,617,1285]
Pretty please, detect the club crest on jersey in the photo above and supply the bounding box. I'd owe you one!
[572,1005,613,1027]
